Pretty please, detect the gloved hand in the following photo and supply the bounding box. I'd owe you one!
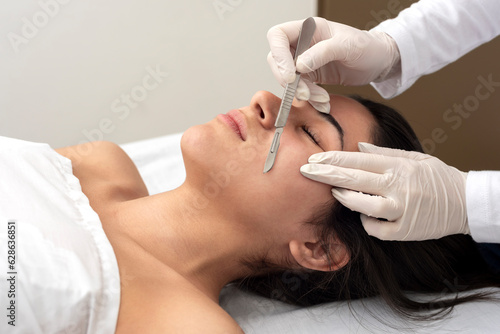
[267,17,401,113]
[300,142,470,241]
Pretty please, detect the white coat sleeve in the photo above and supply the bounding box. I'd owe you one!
[370,0,500,99]
[466,171,500,243]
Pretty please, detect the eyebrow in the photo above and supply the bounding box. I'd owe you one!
[318,111,344,150]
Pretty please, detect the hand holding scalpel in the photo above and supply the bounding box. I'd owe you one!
[263,17,316,173]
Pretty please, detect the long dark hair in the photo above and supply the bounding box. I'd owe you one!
[236,96,500,321]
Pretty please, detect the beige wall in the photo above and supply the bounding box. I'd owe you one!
[318,1,500,171]
[0,1,316,148]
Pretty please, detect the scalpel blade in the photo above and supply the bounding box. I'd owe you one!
[263,127,283,173]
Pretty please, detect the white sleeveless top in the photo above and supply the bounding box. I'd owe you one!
[0,136,121,334]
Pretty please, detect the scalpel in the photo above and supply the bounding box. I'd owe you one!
[263,17,316,173]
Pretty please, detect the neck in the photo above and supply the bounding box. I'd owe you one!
[116,183,258,301]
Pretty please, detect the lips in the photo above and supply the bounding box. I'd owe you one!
[217,109,247,141]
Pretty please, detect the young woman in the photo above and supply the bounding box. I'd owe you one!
[55,90,358,333]
[2,91,498,333]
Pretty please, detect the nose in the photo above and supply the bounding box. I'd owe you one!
[249,91,282,130]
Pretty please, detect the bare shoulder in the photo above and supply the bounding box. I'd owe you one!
[169,303,245,334]
[55,140,136,176]
[116,277,245,334]
[183,299,245,334]
[117,311,243,334]
[156,302,245,334]
[55,141,148,203]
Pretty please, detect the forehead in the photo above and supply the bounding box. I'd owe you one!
[328,95,376,152]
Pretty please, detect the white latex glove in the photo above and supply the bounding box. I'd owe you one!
[267,17,400,114]
[300,143,470,241]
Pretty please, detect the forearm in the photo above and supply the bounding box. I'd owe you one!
[371,0,500,98]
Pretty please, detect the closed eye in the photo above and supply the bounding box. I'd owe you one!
[302,125,320,146]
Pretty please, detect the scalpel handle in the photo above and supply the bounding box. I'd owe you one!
[275,74,301,127]
[275,16,315,127]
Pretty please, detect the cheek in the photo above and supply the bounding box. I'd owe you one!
[181,121,263,180]
[254,137,333,225]
[276,166,333,221]
[182,124,333,229]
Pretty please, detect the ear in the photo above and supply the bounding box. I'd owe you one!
[289,239,349,272]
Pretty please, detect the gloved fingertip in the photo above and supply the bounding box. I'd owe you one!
[358,142,377,152]
[330,187,344,198]
[315,102,330,114]
[308,100,330,114]
[295,87,310,101]
[361,215,400,241]
[309,91,330,103]
[282,71,297,84]
[307,153,327,163]
[296,55,313,73]
[300,163,317,174]
[360,216,384,237]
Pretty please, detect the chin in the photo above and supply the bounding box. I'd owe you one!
[181,124,210,171]
[180,122,231,182]
[181,124,206,155]
[179,122,253,209]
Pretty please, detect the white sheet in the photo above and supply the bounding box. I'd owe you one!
[121,133,500,334]
[0,136,120,334]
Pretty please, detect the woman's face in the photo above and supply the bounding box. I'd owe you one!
[181,91,375,243]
